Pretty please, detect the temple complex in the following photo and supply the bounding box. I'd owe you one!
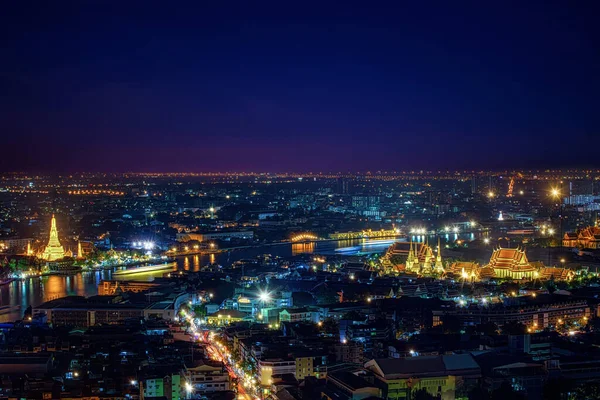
[40,215,67,261]
[446,261,494,281]
[383,238,574,282]
[486,247,538,279]
[563,226,600,249]
[381,238,444,275]
[446,247,573,281]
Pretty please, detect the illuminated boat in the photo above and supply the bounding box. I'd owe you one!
[335,246,361,253]
[113,262,177,276]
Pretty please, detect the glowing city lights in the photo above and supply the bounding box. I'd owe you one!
[259,291,271,302]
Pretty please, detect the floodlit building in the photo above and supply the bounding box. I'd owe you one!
[279,308,313,323]
[258,358,296,385]
[562,226,600,249]
[382,239,444,275]
[206,309,248,326]
[486,247,537,279]
[448,248,573,282]
[40,215,67,261]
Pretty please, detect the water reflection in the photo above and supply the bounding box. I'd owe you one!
[0,233,483,322]
[292,242,315,255]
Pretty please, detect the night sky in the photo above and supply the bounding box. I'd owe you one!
[1,2,598,173]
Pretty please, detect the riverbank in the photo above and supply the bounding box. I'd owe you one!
[168,236,399,257]
[85,256,174,271]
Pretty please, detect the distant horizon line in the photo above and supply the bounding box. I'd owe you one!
[2,168,600,176]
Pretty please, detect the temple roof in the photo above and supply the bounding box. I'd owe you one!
[387,241,434,262]
[487,247,530,269]
[578,226,600,239]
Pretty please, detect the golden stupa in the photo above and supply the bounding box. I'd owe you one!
[41,215,66,261]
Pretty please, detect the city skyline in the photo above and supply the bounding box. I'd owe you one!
[3,4,600,399]
[2,2,599,172]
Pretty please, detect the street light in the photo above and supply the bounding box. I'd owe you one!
[259,291,271,303]
[551,186,563,246]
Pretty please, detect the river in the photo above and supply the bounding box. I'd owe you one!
[0,234,477,322]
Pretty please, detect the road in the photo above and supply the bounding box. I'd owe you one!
[182,310,257,400]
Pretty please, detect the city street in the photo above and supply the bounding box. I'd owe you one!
[182,309,257,400]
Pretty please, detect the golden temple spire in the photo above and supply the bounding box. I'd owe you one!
[435,237,444,272]
[77,241,84,259]
[41,214,66,261]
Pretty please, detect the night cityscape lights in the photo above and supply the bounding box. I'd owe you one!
[1,1,599,398]
[0,171,599,398]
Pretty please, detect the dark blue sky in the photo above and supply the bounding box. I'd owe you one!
[1,1,598,172]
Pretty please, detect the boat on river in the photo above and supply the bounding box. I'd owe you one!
[113,262,177,276]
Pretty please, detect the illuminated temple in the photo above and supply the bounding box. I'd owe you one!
[486,247,539,279]
[40,215,67,261]
[382,239,444,274]
[447,247,574,281]
[383,239,573,281]
[563,226,600,249]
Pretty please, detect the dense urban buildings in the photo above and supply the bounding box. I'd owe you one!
[2,2,599,399]
[0,170,599,399]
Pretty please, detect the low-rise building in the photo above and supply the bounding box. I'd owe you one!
[206,309,249,326]
[142,374,183,400]
[35,296,145,327]
[182,361,231,393]
[279,308,313,323]
[365,354,481,400]
[326,370,382,400]
[258,359,296,386]
[432,294,592,329]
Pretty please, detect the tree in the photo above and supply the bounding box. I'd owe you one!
[491,381,525,400]
[543,378,573,400]
[321,318,339,335]
[314,289,339,304]
[467,386,490,400]
[412,388,435,400]
[545,277,557,294]
[193,304,207,318]
[572,381,600,400]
